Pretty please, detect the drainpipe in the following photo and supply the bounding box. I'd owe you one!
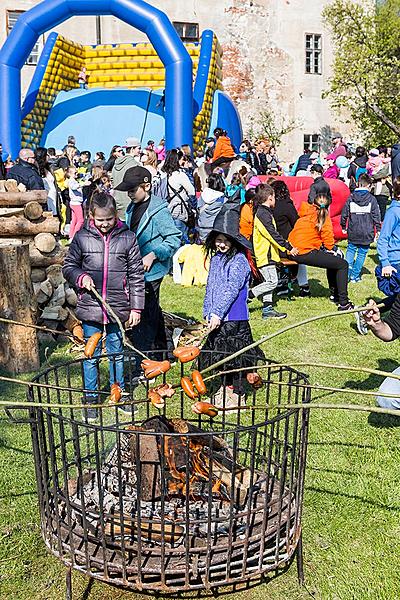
[96,16,101,45]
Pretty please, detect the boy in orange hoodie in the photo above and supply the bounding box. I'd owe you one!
[288,194,353,310]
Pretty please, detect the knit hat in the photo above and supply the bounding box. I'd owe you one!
[212,197,252,250]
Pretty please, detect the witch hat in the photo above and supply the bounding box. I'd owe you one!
[212,195,252,250]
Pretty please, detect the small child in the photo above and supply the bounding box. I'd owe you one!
[252,183,298,319]
[63,192,145,420]
[341,173,381,282]
[366,148,391,177]
[199,203,264,409]
[67,166,85,239]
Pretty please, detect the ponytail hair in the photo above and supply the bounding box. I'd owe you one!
[313,194,331,232]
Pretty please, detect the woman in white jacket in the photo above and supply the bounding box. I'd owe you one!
[161,149,195,240]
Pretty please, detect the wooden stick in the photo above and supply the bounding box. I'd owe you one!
[200,303,385,376]
[90,288,149,360]
[0,316,81,343]
[202,361,400,385]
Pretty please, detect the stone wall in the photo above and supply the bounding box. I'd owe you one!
[0,0,370,160]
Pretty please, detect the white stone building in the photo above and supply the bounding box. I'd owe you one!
[0,0,363,159]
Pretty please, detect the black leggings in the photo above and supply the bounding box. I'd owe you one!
[293,250,349,305]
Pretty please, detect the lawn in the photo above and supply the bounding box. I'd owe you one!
[0,249,400,599]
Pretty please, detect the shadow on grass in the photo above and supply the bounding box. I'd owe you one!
[306,484,400,512]
[368,412,400,428]
[343,358,399,392]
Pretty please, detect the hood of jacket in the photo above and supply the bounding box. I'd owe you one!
[201,188,225,204]
[113,154,140,172]
[354,155,367,168]
[351,189,376,205]
[391,144,400,159]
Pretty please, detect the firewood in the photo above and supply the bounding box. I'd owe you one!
[0,180,6,193]
[40,305,68,321]
[4,179,18,193]
[0,190,48,206]
[17,183,26,192]
[48,283,65,307]
[24,201,43,221]
[35,279,53,305]
[65,285,78,307]
[29,242,66,267]
[0,207,24,217]
[0,214,59,236]
[130,432,162,501]
[33,232,56,254]
[31,268,47,283]
[46,264,65,287]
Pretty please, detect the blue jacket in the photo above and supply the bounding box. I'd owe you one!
[391,144,400,183]
[7,159,44,190]
[126,194,181,282]
[203,251,250,322]
[377,200,400,267]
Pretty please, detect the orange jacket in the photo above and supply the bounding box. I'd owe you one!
[212,136,236,161]
[288,202,334,254]
[239,203,254,240]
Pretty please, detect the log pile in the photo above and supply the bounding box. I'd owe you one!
[0,184,73,330]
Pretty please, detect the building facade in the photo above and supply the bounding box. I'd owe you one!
[0,0,362,159]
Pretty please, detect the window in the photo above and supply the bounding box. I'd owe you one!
[305,33,322,74]
[173,22,199,43]
[6,11,42,65]
[303,134,320,152]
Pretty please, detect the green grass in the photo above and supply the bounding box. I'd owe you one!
[1,249,400,599]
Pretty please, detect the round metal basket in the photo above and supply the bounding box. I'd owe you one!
[25,350,311,597]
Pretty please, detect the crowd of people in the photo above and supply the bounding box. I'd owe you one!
[2,127,400,416]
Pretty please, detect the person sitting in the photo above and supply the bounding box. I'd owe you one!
[7,148,44,190]
[210,128,236,169]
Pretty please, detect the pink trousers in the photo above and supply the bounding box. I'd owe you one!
[69,204,84,239]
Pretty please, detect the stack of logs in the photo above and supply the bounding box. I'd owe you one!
[0,186,77,328]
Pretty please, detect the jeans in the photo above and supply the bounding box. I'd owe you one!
[173,218,189,243]
[293,250,349,305]
[83,321,124,400]
[345,243,370,281]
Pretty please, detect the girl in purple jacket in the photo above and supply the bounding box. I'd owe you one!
[63,192,145,421]
[198,202,264,410]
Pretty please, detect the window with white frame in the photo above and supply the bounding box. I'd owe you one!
[6,10,42,65]
[305,33,322,74]
[303,134,320,152]
[173,22,199,43]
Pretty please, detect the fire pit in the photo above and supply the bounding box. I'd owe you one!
[25,350,311,597]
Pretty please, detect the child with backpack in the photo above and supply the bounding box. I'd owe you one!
[341,173,381,283]
[252,183,299,319]
[197,173,226,242]
[159,149,195,241]
[63,191,145,421]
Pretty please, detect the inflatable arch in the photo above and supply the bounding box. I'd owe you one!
[0,0,193,158]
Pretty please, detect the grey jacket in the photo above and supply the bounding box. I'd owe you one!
[63,220,145,324]
[197,188,225,241]
[111,154,140,218]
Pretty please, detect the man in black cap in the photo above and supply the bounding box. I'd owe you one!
[114,166,181,359]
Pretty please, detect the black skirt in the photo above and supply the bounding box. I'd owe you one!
[198,320,265,373]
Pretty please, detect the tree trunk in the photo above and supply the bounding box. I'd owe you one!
[0,214,59,236]
[24,201,43,221]
[0,242,40,374]
[0,190,48,206]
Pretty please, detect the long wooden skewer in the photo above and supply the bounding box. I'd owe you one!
[0,316,82,343]
[90,287,149,360]
[200,302,385,376]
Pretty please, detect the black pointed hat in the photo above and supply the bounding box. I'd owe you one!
[212,193,252,250]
